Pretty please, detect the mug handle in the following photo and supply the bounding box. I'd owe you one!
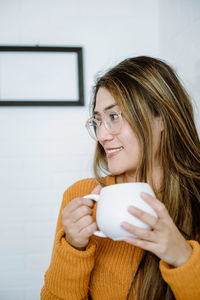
[83,194,107,238]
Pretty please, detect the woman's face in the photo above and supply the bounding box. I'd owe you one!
[94,87,163,181]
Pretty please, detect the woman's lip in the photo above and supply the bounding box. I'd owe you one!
[105,146,123,158]
[105,146,123,151]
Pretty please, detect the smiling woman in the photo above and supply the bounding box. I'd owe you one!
[41,56,200,300]
[92,87,143,178]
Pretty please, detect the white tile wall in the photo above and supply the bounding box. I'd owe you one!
[0,0,199,299]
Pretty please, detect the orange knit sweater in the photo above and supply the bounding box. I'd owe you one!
[41,176,200,300]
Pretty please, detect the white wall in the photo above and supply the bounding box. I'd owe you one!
[0,1,199,299]
[159,0,200,133]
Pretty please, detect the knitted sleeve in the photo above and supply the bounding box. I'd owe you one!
[159,240,200,300]
[41,178,98,300]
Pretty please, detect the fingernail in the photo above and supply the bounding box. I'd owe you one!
[124,236,132,243]
[121,221,129,229]
[128,206,137,213]
[141,192,148,199]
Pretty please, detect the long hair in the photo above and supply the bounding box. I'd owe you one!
[90,56,200,299]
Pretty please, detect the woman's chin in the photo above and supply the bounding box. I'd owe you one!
[108,167,124,176]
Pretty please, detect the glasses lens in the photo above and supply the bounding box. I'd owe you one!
[86,110,122,141]
[105,111,122,133]
[86,119,98,140]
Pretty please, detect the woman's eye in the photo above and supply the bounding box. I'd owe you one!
[109,113,119,121]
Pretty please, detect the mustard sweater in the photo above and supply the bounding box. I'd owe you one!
[41,176,200,300]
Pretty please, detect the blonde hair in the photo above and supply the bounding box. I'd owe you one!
[91,56,200,300]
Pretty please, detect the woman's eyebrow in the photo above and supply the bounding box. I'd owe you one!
[93,103,118,116]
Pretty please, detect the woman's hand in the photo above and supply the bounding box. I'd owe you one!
[62,185,101,250]
[121,192,192,268]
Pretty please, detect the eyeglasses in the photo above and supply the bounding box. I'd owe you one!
[85,109,123,141]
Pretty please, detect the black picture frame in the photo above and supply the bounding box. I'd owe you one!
[0,45,84,106]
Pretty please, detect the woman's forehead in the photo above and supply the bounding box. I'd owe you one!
[94,87,117,110]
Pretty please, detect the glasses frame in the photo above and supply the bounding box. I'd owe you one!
[85,110,123,141]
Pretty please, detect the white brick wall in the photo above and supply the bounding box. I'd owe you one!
[0,0,199,299]
[0,107,96,299]
[159,0,200,133]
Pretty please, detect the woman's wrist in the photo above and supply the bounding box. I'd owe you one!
[172,243,193,268]
[64,235,86,251]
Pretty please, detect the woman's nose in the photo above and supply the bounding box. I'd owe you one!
[97,123,114,142]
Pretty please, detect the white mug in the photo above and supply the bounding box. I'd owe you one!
[84,182,157,241]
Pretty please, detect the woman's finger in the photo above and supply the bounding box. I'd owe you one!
[77,215,94,233]
[123,235,156,253]
[80,221,97,238]
[70,205,92,223]
[63,197,94,217]
[64,197,83,213]
[140,192,168,219]
[127,205,158,229]
[121,221,155,242]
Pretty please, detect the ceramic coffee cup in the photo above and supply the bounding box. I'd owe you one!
[84,182,157,241]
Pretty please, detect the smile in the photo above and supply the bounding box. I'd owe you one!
[107,147,123,153]
[106,146,124,157]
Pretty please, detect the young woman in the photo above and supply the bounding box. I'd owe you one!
[41,56,200,300]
